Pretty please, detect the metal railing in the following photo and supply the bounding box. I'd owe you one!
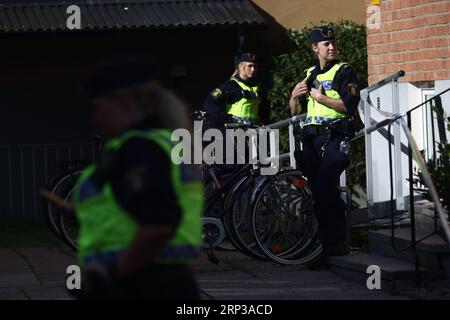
[356,75,450,242]
[0,142,96,218]
[260,73,450,283]
[356,71,450,286]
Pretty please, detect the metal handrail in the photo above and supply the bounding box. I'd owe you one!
[219,77,450,255]
[401,104,450,246]
[267,113,306,129]
[354,87,450,140]
[261,73,450,246]
[357,85,450,248]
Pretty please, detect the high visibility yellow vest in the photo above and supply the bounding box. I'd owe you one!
[226,77,260,120]
[304,62,349,125]
[74,129,203,266]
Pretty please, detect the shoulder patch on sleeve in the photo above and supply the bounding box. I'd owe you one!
[347,83,359,96]
[210,88,223,99]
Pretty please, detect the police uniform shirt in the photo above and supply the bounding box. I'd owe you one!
[300,59,360,116]
[203,76,259,121]
[107,117,182,227]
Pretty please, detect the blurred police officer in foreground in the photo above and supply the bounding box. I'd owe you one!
[74,57,203,299]
[203,53,261,127]
[289,27,360,261]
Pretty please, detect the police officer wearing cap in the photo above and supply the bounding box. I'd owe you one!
[74,57,203,299]
[203,53,261,127]
[289,27,360,259]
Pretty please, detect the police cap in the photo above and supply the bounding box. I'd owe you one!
[86,57,156,99]
[236,53,257,64]
[310,26,335,43]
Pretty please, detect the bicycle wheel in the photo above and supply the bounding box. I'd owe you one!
[203,180,225,219]
[55,171,82,251]
[44,171,80,237]
[251,170,322,265]
[223,175,267,259]
[201,179,228,249]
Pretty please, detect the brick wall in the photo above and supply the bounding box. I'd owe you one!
[366,0,450,84]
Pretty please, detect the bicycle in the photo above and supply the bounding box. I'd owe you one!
[251,169,322,265]
[195,110,322,264]
[42,136,103,251]
[202,122,317,263]
[43,160,87,251]
[202,161,267,259]
[249,117,355,265]
[193,110,270,258]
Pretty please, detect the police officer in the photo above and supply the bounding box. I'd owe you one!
[203,53,261,127]
[289,27,360,258]
[75,57,203,299]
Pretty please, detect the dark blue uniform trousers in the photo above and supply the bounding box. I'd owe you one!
[301,134,348,254]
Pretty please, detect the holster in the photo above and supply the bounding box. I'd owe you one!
[332,117,356,139]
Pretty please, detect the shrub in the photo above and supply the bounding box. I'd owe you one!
[424,116,450,220]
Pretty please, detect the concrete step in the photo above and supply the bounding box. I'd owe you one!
[328,251,445,294]
[369,228,450,271]
[369,228,450,254]
[328,251,442,281]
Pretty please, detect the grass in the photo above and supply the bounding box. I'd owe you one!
[350,225,407,253]
[0,217,63,248]
[350,227,370,252]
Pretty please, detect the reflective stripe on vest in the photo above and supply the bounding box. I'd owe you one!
[226,77,260,120]
[305,62,348,125]
[305,116,341,124]
[74,129,203,266]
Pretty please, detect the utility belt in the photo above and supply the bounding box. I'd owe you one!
[298,117,355,158]
[302,116,355,138]
[230,115,257,125]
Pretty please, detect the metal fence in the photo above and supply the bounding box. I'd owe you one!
[0,142,97,219]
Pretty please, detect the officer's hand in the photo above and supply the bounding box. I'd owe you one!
[290,80,309,100]
[310,84,324,102]
[83,263,114,294]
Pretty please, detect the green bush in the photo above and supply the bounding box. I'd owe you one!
[425,116,450,219]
